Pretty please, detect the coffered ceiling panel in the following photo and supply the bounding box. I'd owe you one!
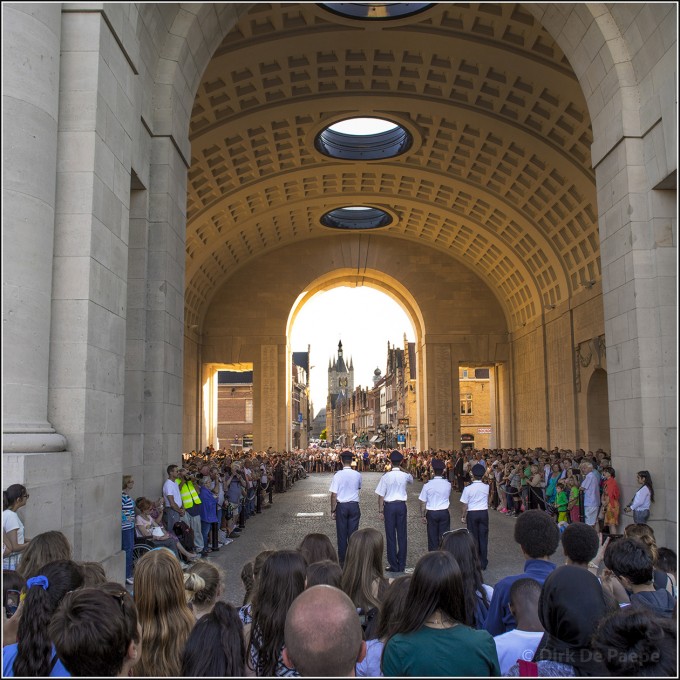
[186,3,599,330]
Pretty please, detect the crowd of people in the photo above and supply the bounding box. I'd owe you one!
[2,443,677,677]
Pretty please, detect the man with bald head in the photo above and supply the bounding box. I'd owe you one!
[283,585,366,676]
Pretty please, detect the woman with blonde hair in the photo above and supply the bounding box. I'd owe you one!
[134,548,195,676]
[16,530,71,581]
[341,527,389,615]
[184,560,224,619]
[623,523,673,593]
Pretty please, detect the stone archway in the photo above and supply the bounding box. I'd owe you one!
[586,368,611,454]
[192,235,510,452]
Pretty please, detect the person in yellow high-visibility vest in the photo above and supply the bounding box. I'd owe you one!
[178,468,204,554]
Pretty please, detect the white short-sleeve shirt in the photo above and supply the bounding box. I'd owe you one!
[163,478,183,509]
[460,480,490,510]
[329,468,362,502]
[375,469,413,502]
[418,476,451,510]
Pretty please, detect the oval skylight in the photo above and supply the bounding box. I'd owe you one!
[321,206,393,230]
[329,118,398,135]
[320,3,433,20]
[315,117,412,160]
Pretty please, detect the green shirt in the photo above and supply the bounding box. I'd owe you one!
[382,623,501,677]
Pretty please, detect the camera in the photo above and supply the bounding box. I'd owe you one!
[4,589,20,618]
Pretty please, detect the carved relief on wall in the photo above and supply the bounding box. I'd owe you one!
[574,335,606,392]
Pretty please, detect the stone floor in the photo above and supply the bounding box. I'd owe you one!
[208,471,566,606]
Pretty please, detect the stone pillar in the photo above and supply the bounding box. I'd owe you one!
[142,135,188,472]
[422,342,456,451]
[2,4,66,455]
[253,343,288,450]
[47,8,137,574]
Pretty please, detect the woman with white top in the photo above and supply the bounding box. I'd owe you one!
[2,484,31,570]
[624,470,654,524]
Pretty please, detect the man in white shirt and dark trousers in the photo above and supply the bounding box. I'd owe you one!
[330,449,362,566]
[461,463,490,570]
[419,458,452,550]
[376,450,414,573]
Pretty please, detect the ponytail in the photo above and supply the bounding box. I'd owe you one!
[3,484,26,511]
[13,560,83,676]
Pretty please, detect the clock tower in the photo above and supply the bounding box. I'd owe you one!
[328,340,354,399]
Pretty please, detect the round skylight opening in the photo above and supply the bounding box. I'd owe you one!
[329,118,398,135]
[320,206,393,230]
[320,3,433,21]
[315,117,412,160]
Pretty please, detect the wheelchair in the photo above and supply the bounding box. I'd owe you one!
[132,535,154,566]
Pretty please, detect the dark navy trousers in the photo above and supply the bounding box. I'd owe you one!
[426,508,451,551]
[466,509,489,569]
[384,500,407,571]
[336,501,360,565]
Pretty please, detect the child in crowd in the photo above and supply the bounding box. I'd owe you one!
[566,477,580,524]
[493,578,544,675]
[555,482,569,531]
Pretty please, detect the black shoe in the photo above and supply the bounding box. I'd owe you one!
[385,566,399,573]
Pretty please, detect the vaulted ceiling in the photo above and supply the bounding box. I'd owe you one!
[185,3,598,330]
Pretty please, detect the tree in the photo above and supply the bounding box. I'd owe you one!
[320,428,327,441]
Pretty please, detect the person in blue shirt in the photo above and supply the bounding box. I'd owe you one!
[198,475,219,558]
[484,510,560,636]
[3,559,83,677]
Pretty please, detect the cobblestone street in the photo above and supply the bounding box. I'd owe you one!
[211,471,565,606]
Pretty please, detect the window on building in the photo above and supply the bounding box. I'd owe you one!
[475,368,490,379]
[462,369,468,378]
[461,393,472,415]
[245,399,253,423]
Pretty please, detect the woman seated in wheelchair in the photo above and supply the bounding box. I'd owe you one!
[135,497,198,563]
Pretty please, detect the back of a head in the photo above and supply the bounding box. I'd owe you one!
[591,606,677,676]
[656,547,677,575]
[538,565,608,647]
[623,524,658,562]
[604,538,654,585]
[509,578,542,620]
[514,510,560,558]
[181,601,245,676]
[78,561,107,587]
[284,585,362,676]
[298,533,339,565]
[376,576,411,641]
[186,560,222,607]
[306,560,343,589]
[50,584,139,677]
[133,549,194,676]
[14,560,84,677]
[16,530,72,580]
[341,528,384,610]
[561,522,599,564]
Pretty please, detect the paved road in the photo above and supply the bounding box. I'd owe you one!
[209,471,565,606]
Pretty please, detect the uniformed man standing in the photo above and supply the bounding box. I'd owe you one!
[419,458,452,550]
[329,449,362,566]
[376,450,414,573]
[460,463,490,569]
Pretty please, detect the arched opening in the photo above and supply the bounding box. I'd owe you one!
[289,285,417,450]
[586,369,611,453]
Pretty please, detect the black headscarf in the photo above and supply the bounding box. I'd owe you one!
[533,565,610,676]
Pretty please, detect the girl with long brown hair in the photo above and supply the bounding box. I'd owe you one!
[245,549,306,676]
[133,548,195,676]
[341,527,389,614]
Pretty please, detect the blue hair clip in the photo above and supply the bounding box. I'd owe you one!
[26,575,49,590]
